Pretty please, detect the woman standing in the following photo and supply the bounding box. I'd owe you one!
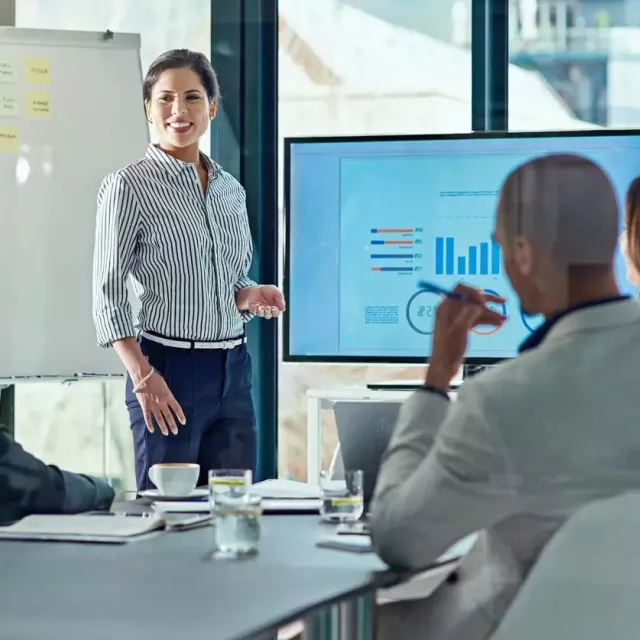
[92,49,285,491]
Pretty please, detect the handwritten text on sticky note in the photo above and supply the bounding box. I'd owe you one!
[26,91,51,118]
[25,58,51,84]
[0,87,18,117]
[0,59,16,82]
[0,125,19,153]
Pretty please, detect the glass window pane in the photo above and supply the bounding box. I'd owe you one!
[13,0,211,491]
[507,0,630,129]
[277,0,471,480]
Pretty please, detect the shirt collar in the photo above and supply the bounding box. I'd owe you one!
[145,144,219,178]
[518,295,631,353]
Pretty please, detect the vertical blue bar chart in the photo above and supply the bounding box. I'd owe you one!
[468,246,477,275]
[480,242,489,275]
[434,237,500,277]
[435,237,444,275]
[491,238,500,275]
[445,237,454,275]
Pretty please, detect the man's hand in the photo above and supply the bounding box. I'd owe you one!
[426,284,506,391]
[236,284,286,319]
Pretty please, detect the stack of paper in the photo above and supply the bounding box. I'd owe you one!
[250,479,320,499]
[250,479,321,511]
[152,479,321,514]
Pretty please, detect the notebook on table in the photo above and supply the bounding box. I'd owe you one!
[0,512,211,544]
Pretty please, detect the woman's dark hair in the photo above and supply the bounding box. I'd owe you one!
[625,176,640,275]
[143,49,220,102]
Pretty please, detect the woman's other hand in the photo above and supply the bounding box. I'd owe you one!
[134,371,186,436]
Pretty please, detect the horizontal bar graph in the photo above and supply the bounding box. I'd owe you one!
[371,240,414,245]
[435,236,501,276]
[371,266,414,272]
[371,253,414,259]
[368,227,421,275]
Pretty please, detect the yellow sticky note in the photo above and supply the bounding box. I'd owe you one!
[26,91,51,118]
[0,87,18,116]
[0,125,19,153]
[25,58,51,84]
[0,58,16,82]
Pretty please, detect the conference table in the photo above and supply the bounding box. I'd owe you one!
[0,508,400,640]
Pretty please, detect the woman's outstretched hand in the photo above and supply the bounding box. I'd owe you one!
[236,284,286,319]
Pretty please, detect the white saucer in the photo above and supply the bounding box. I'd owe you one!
[140,488,208,502]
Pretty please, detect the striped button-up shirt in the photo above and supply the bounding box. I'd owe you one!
[92,144,255,348]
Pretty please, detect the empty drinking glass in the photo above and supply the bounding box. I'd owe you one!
[319,469,364,523]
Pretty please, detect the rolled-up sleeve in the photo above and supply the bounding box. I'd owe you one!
[92,172,140,347]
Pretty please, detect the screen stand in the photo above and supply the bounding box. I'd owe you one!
[366,376,465,391]
[462,365,487,380]
[367,366,490,390]
[366,379,424,391]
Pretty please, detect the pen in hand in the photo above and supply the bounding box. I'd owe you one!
[417,280,507,321]
[417,280,465,300]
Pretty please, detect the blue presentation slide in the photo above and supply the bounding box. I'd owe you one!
[287,134,640,361]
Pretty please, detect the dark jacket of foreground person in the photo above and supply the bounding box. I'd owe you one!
[0,431,114,525]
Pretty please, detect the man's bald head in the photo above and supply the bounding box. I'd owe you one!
[497,153,619,271]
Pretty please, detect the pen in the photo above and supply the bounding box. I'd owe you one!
[417,280,464,300]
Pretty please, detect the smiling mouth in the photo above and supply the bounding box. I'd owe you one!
[167,122,193,133]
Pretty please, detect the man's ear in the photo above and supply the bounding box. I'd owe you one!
[514,236,534,277]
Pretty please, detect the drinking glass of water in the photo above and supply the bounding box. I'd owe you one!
[208,469,252,502]
[319,469,364,523]
[208,469,259,559]
[212,493,263,559]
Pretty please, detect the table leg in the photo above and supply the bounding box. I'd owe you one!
[301,607,336,640]
[306,396,321,485]
[338,593,375,640]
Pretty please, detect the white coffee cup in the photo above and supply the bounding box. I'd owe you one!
[148,463,200,496]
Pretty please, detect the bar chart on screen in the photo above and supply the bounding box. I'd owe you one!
[369,226,423,274]
[434,236,500,277]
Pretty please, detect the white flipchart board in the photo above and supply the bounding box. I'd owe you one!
[0,28,148,378]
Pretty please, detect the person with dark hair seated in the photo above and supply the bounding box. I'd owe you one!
[621,176,640,288]
[0,430,114,525]
[372,154,640,640]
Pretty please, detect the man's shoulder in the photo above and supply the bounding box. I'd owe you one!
[459,351,549,406]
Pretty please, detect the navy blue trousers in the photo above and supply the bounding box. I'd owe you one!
[125,337,257,491]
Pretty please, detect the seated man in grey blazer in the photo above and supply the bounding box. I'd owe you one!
[371,153,640,640]
[0,430,114,525]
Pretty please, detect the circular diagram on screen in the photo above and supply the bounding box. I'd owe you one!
[406,290,441,335]
[521,309,544,333]
[470,288,507,336]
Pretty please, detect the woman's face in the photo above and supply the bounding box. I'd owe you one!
[620,229,640,286]
[146,67,216,150]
